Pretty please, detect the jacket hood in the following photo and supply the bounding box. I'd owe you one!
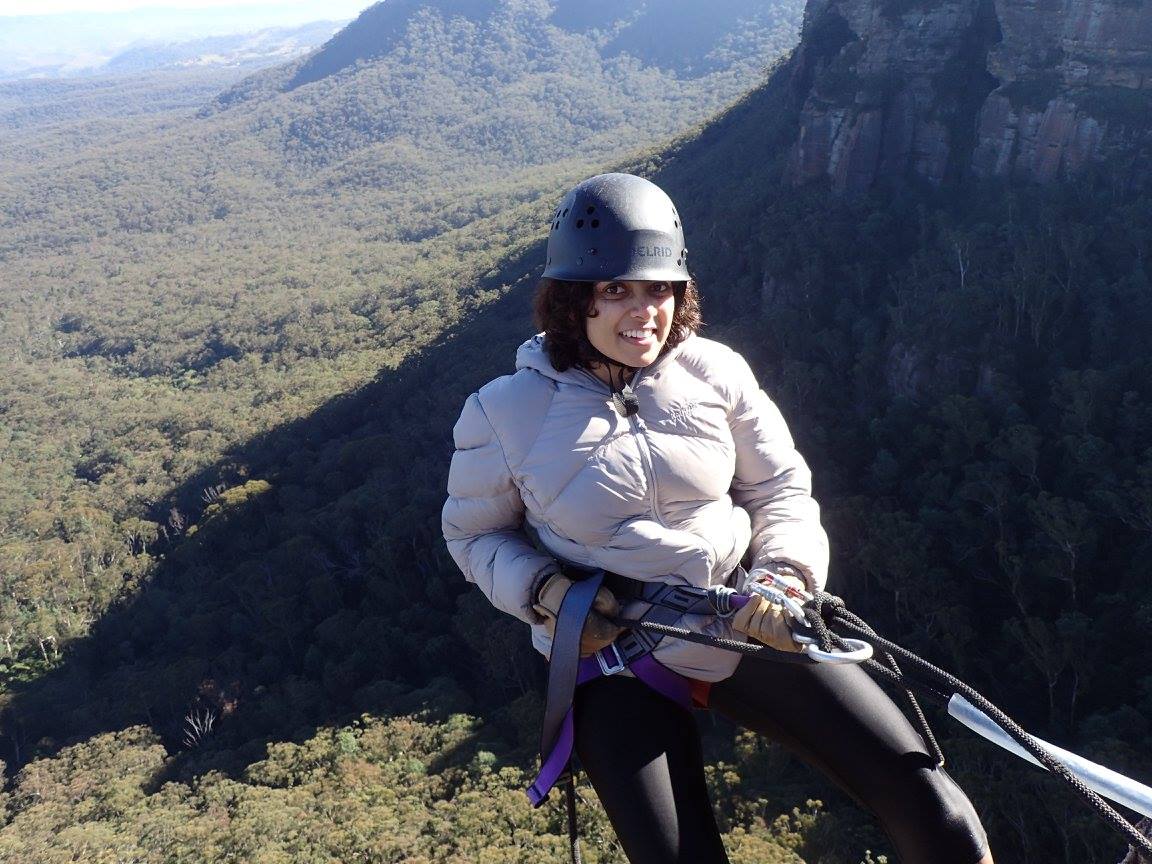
[515,334,595,388]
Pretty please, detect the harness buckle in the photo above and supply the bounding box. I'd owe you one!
[595,643,627,676]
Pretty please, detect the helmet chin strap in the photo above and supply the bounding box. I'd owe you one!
[610,363,639,416]
[585,343,639,417]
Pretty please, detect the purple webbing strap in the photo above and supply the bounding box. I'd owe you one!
[526,654,694,806]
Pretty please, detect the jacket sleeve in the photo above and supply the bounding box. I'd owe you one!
[442,392,560,623]
[727,353,830,590]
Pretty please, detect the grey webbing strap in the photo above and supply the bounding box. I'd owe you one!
[593,582,720,667]
[643,583,717,617]
[539,570,605,758]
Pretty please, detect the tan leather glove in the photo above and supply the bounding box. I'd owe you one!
[731,571,806,653]
[533,572,624,657]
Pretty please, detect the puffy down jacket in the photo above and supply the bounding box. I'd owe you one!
[442,333,829,682]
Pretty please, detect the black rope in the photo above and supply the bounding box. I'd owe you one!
[613,594,1152,857]
[803,593,945,766]
[612,616,815,663]
[618,614,945,762]
[563,767,582,864]
[807,591,1152,858]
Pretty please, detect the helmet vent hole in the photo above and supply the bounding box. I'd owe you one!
[562,208,569,217]
[586,205,595,214]
[591,219,599,228]
[576,219,584,228]
[674,220,679,228]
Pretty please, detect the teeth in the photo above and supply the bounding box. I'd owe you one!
[621,329,654,339]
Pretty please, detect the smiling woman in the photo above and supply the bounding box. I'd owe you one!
[442,173,995,864]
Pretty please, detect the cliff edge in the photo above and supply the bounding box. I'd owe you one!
[780,0,1151,191]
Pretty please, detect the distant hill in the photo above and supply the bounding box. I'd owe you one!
[0,68,249,131]
[209,0,802,172]
[0,23,344,82]
[0,4,362,80]
[99,21,346,76]
[280,0,790,90]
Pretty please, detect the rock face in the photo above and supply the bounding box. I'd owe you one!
[781,0,1152,192]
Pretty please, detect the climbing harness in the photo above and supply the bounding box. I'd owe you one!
[530,568,1152,861]
[528,569,713,807]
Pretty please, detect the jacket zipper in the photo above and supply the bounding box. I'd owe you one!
[629,411,665,525]
[577,363,667,525]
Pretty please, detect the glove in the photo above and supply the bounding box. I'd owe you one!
[731,570,807,653]
[533,572,624,657]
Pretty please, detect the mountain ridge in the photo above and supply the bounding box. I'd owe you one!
[213,0,802,102]
[204,0,803,175]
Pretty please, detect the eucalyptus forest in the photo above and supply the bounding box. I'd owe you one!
[1,1,1151,862]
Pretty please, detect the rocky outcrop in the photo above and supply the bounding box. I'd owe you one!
[973,0,1152,184]
[781,0,1152,192]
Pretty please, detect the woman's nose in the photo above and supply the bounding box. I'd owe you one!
[629,295,656,316]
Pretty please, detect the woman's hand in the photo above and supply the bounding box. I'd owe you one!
[533,573,624,657]
[731,571,806,652]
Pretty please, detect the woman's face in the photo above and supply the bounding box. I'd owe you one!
[585,280,676,374]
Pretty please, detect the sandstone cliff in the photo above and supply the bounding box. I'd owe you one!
[780,0,1152,191]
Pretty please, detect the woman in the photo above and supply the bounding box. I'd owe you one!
[442,173,993,864]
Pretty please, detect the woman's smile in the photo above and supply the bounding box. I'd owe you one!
[586,280,675,376]
[618,326,657,345]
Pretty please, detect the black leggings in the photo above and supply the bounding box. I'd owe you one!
[573,658,989,864]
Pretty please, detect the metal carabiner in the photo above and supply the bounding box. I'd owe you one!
[746,580,808,623]
[791,632,874,664]
[746,579,873,665]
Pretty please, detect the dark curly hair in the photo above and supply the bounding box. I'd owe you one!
[533,278,702,372]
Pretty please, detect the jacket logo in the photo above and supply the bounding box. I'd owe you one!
[634,246,673,258]
[664,398,700,428]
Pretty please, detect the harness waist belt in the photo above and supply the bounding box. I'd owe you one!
[527,568,739,806]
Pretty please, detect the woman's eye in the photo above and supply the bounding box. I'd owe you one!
[650,282,672,294]
[602,283,625,296]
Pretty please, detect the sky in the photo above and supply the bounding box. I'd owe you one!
[0,0,374,17]
[0,1,375,75]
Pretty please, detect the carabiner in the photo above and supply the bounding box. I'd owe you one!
[746,581,808,624]
[792,632,874,664]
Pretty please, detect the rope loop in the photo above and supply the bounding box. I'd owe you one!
[801,590,847,652]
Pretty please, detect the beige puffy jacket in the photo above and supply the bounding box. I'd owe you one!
[442,334,828,682]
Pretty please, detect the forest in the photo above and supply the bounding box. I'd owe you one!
[1,0,1151,861]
